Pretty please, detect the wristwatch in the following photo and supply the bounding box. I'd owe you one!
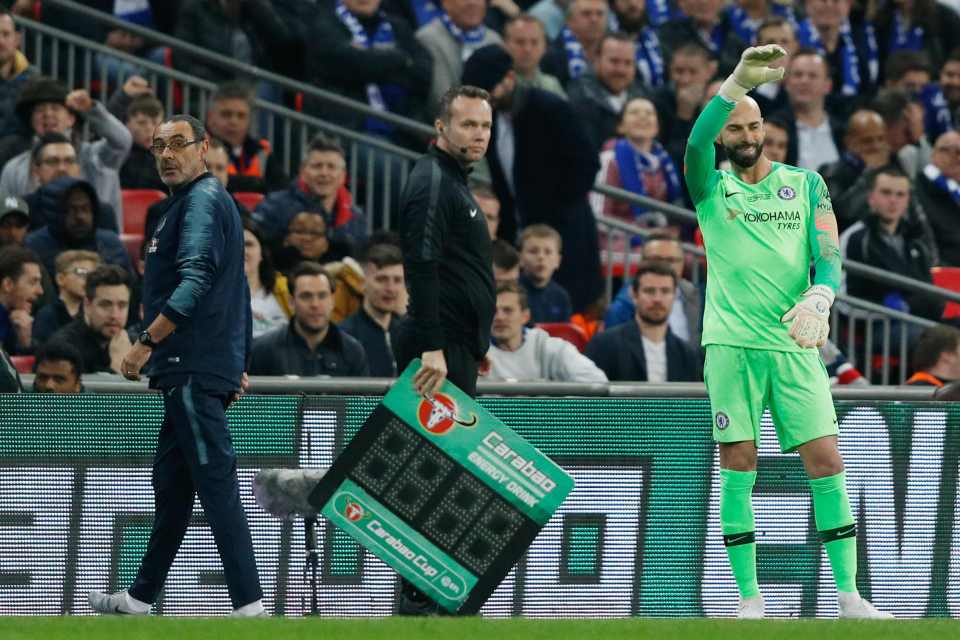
[137,330,159,349]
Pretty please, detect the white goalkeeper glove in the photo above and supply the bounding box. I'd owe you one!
[781,285,834,349]
[718,45,788,102]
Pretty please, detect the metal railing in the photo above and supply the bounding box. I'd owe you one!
[17,374,940,399]
[17,4,959,383]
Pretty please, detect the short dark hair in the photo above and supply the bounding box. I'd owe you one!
[492,239,520,270]
[791,47,832,76]
[0,245,40,284]
[364,243,403,269]
[867,164,910,191]
[884,50,931,83]
[127,94,164,121]
[946,47,960,65]
[242,220,277,293]
[764,113,790,132]
[211,81,254,107]
[757,17,794,38]
[33,340,84,379]
[871,89,911,124]
[31,132,73,166]
[437,85,491,123]
[912,325,960,373]
[289,261,334,295]
[632,260,678,291]
[83,264,129,300]
[671,42,714,64]
[601,32,637,53]
[161,114,206,141]
[496,280,528,310]
[305,133,345,160]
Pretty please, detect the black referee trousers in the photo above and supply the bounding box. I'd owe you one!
[128,376,262,609]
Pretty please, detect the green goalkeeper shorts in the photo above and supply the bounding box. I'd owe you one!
[704,344,838,453]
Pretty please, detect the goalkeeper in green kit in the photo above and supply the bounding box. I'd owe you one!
[685,45,893,620]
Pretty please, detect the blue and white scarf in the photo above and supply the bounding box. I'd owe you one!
[889,10,924,52]
[614,138,682,220]
[725,3,797,45]
[646,0,684,28]
[114,0,153,27]
[796,18,878,96]
[920,84,954,141]
[411,0,442,28]
[635,27,665,87]
[336,1,403,135]
[924,163,960,206]
[561,26,589,80]
[440,12,487,61]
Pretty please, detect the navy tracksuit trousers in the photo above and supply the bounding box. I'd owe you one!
[128,377,262,609]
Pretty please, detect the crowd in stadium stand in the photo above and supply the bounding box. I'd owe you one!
[1,0,960,392]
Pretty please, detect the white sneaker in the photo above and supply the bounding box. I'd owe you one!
[737,594,765,619]
[88,591,151,615]
[838,592,894,619]
[230,599,267,617]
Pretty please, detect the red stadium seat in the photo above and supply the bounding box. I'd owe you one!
[234,192,265,211]
[122,189,166,236]
[931,267,960,319]
[536,322,589,353]
[10,356,35,374]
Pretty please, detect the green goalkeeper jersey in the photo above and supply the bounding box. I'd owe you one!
[685,96,842,352]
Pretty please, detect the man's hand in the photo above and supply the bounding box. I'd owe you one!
[122,76,152,98]
[9,309,32,348]
[228,372,249,407]
[65,90,94,114]
[110,332,135,377]
[781,285,834,348]
[719,45,788,102]
[413,350,447,396]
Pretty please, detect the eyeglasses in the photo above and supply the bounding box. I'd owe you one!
[70,267,92,276]
[150,138,202,156]
[39,156,78,168]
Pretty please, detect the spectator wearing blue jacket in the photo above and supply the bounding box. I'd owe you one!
[24,177,131,278]
[88,115,264,618]
[252,134,366,250]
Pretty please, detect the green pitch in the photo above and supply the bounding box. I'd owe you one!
[0,617,955,640]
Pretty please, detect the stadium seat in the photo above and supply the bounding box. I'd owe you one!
[234,191,265,211]
[931,267,960,319]
[537,322,589,353]
[10,355,35,374]
[122,189,166,236]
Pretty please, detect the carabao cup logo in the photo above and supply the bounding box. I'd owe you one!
[344,500,366,522]
[417,392,477,435]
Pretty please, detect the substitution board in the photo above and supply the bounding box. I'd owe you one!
[309,360,574,613]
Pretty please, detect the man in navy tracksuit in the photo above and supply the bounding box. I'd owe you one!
[88,115,264,616]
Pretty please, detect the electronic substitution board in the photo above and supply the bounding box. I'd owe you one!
[309,361,574,613]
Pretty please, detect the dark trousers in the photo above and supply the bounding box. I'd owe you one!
[395,334,479,613]
[128,377,262,609]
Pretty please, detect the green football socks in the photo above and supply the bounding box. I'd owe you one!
[720,468,759,598]
[810,471,858,593]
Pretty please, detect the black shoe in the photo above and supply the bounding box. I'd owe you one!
[396,580,439,616]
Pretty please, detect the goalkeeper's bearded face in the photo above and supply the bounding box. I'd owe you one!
[718,99,765,168]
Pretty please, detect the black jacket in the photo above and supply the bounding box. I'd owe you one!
[584,321,702,382]
[305,6,433,147]
[914,170,960,267]
[249,320,368,377]
[845,215,944,320]
[399,145,495,359]
[142,173,251,390]
[32,298,75,346]
[49,317,112,374]
[339,308,402,377]
[567,73,648,153]
[486,87,603,311]
[657,15,747,78]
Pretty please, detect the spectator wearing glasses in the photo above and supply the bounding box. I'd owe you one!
[0,77,131,230]
[32,339,84,393]
[32,249,100,345]
[915,131,960,266]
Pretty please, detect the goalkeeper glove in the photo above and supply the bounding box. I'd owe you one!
[781,285,834,349]
[718,45,787,102]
